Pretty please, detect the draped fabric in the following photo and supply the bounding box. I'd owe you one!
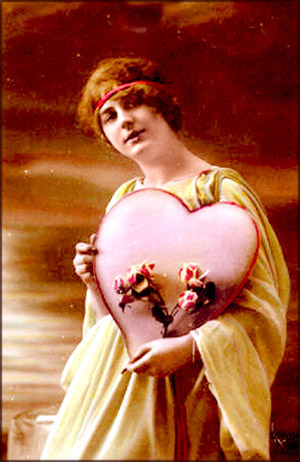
[41,167,289,460]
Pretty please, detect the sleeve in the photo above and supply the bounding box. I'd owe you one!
[82,289,98,337]
[105,178,137,213]
[191,168,290,460]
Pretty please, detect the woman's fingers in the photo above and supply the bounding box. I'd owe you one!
[127,351,152,374]
[121,346,151,374]
[75,242,97,255]
[131,345,151,363]
[73,234,98,285]
[74,262,93,274]
[123,336,194,377]
[90,233,97,246]
[126,344,160,375]
[73,254,94,271]
[73,252,95,263]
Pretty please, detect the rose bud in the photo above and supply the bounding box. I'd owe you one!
[178,290,199,311]
[127,269,145,286]
[132,277,150,294]
[113,275,128,294]
[178,262,202,285]
[139,261,155,279]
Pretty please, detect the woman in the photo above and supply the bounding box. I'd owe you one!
[41,57,290,460]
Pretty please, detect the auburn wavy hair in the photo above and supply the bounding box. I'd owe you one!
[77,57,182,141]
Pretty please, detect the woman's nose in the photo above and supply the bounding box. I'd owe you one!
[122,119,134,130]
[119,110,134,129]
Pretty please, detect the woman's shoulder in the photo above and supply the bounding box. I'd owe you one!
[201,166,245,182]
[105,177,140,213]
[201,166,267,220]
[194,166,247,204]
[209,166,260,199]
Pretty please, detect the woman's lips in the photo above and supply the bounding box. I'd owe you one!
[125,129,145,143]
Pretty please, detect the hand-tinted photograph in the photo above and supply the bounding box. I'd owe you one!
[2,2,298,460]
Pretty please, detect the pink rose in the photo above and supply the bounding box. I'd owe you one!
[139,261,155,279]
[127,269,144,286]
[178,290,199,311]
[127,271,140,285]
[113,275,128,293]
[178,262,202,285]
[126,261,155,285]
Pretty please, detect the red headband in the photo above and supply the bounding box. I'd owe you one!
[95,80,163,111]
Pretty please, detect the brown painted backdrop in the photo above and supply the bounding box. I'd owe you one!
[2,2,298,459]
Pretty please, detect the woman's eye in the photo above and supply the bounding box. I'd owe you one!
[103,112,116,124]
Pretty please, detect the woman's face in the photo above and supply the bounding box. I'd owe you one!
[98,100,173,159]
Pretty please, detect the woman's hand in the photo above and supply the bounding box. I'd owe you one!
[73,233,109,319]
[124,334,195,378]
[73,234,98,287]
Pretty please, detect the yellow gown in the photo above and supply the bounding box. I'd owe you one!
[41,167,289,460]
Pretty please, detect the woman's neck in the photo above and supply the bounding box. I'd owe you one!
[136,137,211,188]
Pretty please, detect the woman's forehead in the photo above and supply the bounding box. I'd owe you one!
[100,98,149,114]
[99,99,121,115]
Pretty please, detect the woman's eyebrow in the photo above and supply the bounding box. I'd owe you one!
[99,106,115,117]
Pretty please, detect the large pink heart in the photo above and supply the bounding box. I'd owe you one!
[95,189,259,358]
